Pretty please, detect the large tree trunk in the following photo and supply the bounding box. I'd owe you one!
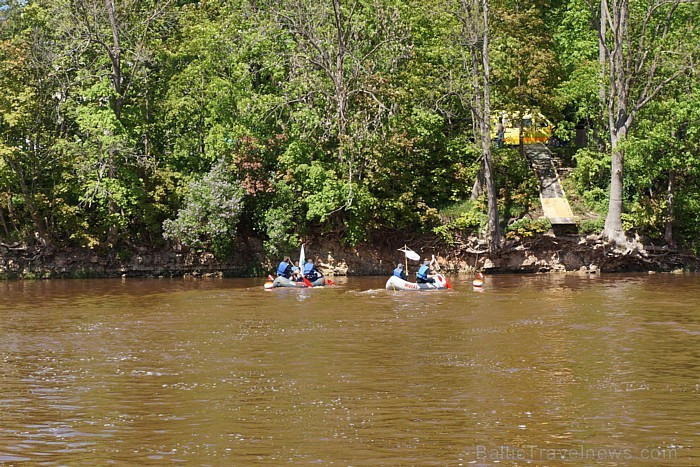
[603,143,625,244]
[480,1,500,252]
[601,0,629,246]
[598,0,607,109]
[597,0,689,247]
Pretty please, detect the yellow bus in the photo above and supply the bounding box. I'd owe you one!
[492,111,553,145]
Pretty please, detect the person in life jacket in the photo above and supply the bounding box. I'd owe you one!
[303,258,320,281]
[291,264,302,282]
[276,256,292,279]
[416,259,436,284]
[393,263,407,280]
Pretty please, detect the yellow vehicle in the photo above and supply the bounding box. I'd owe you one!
[492,111,553,145]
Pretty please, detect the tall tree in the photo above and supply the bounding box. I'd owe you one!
[595,0,698,245]
[271,0,409,212]
[0,0,64,245]
[49,0,173,245]
[457,0,501,251]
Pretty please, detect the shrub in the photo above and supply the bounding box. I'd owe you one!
[505,217,552,239]
[163,159,244,258]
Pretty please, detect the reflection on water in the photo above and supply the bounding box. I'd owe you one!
[1,274,699,464]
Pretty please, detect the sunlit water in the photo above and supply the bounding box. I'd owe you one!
[1,274,699,465]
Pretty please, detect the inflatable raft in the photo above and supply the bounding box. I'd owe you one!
[264,276,328,289]
[385,274,451,291]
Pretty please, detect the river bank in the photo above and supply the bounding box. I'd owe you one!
[1,233,697,280]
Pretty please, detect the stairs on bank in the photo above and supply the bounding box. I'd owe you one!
[523,143,577,234]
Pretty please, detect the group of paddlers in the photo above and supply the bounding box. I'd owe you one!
[392,256,439,284]
[275,251,438,285]
[276,256,321,283]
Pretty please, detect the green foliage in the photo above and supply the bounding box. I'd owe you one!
[490,0,559,113]
[162,159,244,258]
[433,199,487,244]
[505,217,552,239]
[675,191,700,254]
[493,147,540,221]
[262,181,300,256]
[616,88,700,244]
[578,217,605,235]
[1,0,699,259]
[570,148,611,212]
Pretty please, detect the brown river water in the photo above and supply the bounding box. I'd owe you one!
[1,274,699,465]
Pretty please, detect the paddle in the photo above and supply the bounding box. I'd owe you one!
[303,277,314,287]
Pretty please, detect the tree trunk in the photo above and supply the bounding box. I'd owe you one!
[518,116,524,155]
[664,169,675,247]
[601,0,629,246]
[481,1,500,252]
[594,0,608,152]
[465,0,501,252]
[470,163,484,200]
[0,205,9,238]
[603,143,625,245]
[332,0,352,207]
[597,0,688,246]
[598,0,607,109]
[106,0,123,121]
[460,0,501,250]
[482,127,501,252]
[602,116,627,245]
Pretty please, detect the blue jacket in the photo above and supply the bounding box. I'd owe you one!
[393,267,406,279]
[416,264,430,280]
[303,261,317,276]
[277,261,292,278]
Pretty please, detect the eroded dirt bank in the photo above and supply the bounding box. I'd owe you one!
[1,234,697,279]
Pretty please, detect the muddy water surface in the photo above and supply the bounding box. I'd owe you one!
[1,274,699,464]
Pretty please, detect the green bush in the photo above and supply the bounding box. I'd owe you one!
[162,159,245,258]
[494,147,540,220]
[433,199,487,244]
[504,217,551,239]
[570,148,611,212]
[578,217,605,235]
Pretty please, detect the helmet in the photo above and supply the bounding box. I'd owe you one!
[397,263,404,268]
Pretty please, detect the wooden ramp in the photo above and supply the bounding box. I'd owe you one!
[524,144,577,230]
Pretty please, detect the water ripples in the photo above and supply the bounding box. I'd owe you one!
[1,274,700,463]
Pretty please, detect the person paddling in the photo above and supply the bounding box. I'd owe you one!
[303,258,320,282]
[276,256,293,279]
[393,263,407,280]
[291,263,303,282]
[416,258,436,284]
